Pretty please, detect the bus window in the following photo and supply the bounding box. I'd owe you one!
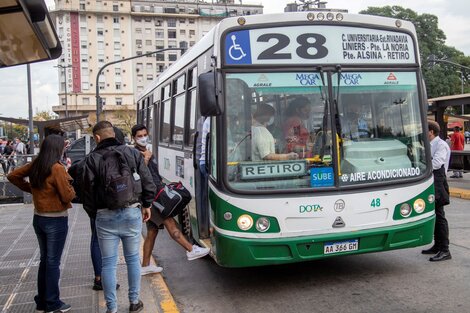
[187,88,197,146]
[173,94,185,145]
[334,72,426,186]
[186,66,198,147]
[172,74,186,145]
[225,72,332,191]
[160,98,171,143]
[148,104,154,145]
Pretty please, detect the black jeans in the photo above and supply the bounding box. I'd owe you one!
[90,218,102,278]
[434,204,449,252]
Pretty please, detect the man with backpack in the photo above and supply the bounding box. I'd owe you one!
[81,121,155,313]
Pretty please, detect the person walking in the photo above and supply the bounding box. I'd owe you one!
[80,121,155,313]
[422,121,452,262]
[131,124,210,275]
[449,126,465,178]
[7,134,75,313]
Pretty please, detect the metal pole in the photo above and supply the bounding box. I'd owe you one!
[95,47,185,123]
[27,65,34,154]
[461,70,464,115]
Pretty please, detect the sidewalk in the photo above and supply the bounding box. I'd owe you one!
[0,204,177,313]
[448,171,470,200]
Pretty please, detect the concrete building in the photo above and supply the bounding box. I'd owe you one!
[51,0,263,129]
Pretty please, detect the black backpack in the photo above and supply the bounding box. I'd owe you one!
[98,147,136,210]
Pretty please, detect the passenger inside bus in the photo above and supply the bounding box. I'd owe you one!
[282,96,313,158]
[251,102,299,161]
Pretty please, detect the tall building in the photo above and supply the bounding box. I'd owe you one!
[51,0,263,128]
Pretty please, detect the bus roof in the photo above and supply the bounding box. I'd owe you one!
[137,12,417,101]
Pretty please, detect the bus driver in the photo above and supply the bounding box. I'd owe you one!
[251,102,298,161]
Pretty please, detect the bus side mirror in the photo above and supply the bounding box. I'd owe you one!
[198,72,223,116]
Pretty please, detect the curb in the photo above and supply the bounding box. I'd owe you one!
[449,187,470,200]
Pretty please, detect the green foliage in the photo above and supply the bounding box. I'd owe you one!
[34,110,58,121]
[360,5,469,98]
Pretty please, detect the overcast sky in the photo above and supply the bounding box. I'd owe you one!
[1,0,469,119]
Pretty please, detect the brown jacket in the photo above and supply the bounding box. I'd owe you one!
[8,162,75,213]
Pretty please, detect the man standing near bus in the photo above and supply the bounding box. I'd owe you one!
[422,121,451,262]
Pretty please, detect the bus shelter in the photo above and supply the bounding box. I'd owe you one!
[428,93,470,170]
[0,115,89,144]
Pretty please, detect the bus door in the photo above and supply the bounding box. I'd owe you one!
[193,116,211,239]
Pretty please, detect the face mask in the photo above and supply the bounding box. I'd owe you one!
[267,117,275,126]
[136,136,148,147]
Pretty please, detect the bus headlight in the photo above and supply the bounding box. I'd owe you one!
[237,214,253,231]
[413,199,426,214]
[428,194,435,204]
[256,217,270,232]
[400,203,412,217]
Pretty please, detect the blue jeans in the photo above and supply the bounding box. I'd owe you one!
[96,207,142,312]
[90,218,102,278]
[33,215,68,312]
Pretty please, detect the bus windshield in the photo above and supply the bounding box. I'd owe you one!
[224,71,427,192]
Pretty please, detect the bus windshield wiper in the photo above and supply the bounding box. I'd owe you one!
[334,65,342,138]
[318,67,329,160]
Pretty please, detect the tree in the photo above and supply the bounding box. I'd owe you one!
[360,6,469,99]
[34,110,58,121]
[113,108,136,137]
[12,124,28,140]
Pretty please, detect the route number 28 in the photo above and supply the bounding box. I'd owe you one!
[257,33,328,60]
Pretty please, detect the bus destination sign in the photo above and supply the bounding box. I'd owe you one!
[240,160,307,180]
[225,26,416,65]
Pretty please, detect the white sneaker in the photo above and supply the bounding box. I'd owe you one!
[186,244,210,261]
[141,264,163,276]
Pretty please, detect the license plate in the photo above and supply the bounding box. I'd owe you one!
[324,239,359,254]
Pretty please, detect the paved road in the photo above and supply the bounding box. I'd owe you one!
[152,198,470,313]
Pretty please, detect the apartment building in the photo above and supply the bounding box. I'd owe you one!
[51,0,263,127]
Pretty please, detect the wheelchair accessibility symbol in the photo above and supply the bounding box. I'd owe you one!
[228,35,246,61]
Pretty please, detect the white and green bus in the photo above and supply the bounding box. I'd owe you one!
[136,11,434,267]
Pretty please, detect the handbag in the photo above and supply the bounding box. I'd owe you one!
[152,182,192,218]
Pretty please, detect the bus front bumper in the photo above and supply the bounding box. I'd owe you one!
[213,215,435,267]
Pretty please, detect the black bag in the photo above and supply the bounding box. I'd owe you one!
[99,148,136,210]
[152,182,191,218]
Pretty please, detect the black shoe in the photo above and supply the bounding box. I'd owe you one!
[46,303,71,313]
[129,300,144,313]
[429,250,452,262]
[421,246,439,255]
[92,279,120,291]
[449,175,459,178]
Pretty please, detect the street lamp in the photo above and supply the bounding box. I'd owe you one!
[55,64,73,118]
[96,48,185,122]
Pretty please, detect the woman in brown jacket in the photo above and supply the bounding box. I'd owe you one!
[8,134,75,313]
